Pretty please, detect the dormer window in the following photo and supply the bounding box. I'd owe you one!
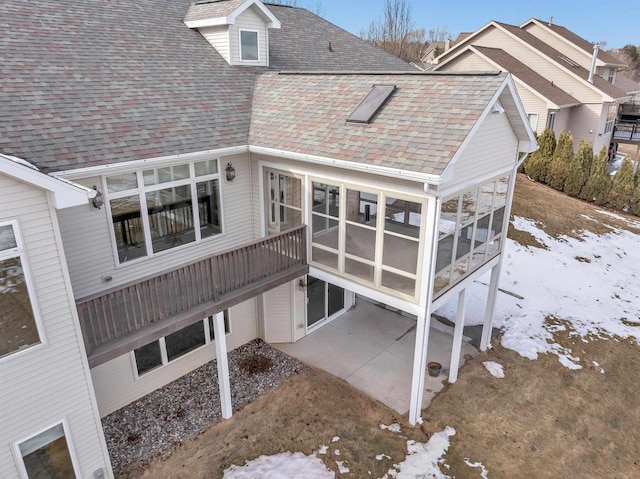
[240,29,259,62]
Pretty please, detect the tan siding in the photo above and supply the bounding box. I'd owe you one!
[200,25,231,63]
[442,50,494,71]
[515,81,550,134]
[90,298,258,416]
[262,282,293,343]
[230,6,269,66]
[59,153,255,299]
[566,103,605,150]
[0,175,111,478]
[443,109,519,190]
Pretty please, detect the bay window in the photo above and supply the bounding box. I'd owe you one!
[106,159,222,264]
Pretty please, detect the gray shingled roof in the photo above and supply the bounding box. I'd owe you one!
[530,19,625,67]
[184,0,247,23]
[266,4,413,71]
[496,22,627,100]
[249,72,508,176]
[0,1,412,173]
[473,46,579,107]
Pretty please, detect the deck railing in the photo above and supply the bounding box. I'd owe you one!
[76,226,307,362]
[612,121,640,142]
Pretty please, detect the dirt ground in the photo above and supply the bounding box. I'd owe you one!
[128,176,640,478]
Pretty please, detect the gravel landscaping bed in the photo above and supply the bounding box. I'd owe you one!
[102,339,306,476]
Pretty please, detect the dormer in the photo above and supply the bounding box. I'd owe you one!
[184,0,281,66]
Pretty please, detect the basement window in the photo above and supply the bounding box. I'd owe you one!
[347,85,397,124]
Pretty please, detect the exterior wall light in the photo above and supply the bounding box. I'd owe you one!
[91,185,104,209]
[225,163,236,182]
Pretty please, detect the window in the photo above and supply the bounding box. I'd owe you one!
[310,180,424,300]
[240,29,259,61]
[0,221,42,359]
[106,159,222,264]
[527,113,538,132]
[17,422,78,478]
[604,102,617,134]
[133,311,230,377]
[265,170,303,234]
[433,175,510,296]
[546,112,556,130]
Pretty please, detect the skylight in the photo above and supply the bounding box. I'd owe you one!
[559,55,580,68]
[347,85,397,124]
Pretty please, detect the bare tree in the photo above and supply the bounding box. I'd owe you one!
[361,0,426,63]
[427,25,451,43]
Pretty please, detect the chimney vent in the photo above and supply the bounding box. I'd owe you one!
[588,43,599,84]
[549,16,553,26]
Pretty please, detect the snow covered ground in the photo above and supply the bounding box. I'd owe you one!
[436,213,640,369]
[223,212,640,478]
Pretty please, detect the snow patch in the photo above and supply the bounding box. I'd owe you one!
[317,445,328,455]
[592,361,605,374]
[331,436,340,443]
[383,426,456,479]
[464,458,490,479]
[335,460,350,473]
[334,449,340,456]
[483,361,505,378]
[376,454,391,461]
[380,423,402,433]
[223,452,334,478]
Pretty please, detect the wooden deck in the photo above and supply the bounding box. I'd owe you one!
[77,226,308,367]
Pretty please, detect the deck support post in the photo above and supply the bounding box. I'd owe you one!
[448,289,467,383]
[409,309,432,426]
[213,311,232,419]
[480,264,500,351]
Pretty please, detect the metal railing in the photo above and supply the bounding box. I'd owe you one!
[612,121,640,142]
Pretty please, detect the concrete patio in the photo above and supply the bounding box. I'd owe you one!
[274,298,479,415]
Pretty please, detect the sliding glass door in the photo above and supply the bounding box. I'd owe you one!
[306,275,345,331]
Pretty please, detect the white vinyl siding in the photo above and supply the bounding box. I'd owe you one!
[90,298,258,416]
[200,25,231,63]
[521,22,594,71]
[513,81,551,135]
[58,153,255,299]
[567,103,609,151]
[442,105,519,190]
[0,175,111,479]
[229,7,268,66]
[262,282,293,343]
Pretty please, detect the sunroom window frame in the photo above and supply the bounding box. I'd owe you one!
[308,176,426,302]
[0,219,45,362]
[104,159,225,266]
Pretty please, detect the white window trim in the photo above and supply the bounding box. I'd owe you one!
[13,418,81,479]
[546,112,556,130]
[104,158,226,267]
[239,28,260,63]
[0,219,46,363]
[308,176,426,303]
[527,113,539,132]
[131,312,231,380]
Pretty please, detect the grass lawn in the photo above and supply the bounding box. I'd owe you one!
[130,175,640,478]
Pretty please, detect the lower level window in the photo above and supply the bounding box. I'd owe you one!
[18,423,77,478]
[133,311,230,377]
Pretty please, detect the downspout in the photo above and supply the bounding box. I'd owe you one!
[588,43,599,84]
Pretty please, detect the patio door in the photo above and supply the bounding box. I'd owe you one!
[265,169,302,235]
[306,275,345,331]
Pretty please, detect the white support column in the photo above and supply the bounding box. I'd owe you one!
[409,309,432,426]
[480,264,500,351]
[213,311,232,419]
[448,289,467,383]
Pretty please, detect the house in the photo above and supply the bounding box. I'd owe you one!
[0,0,536,476]
[0,155,113,478]
[432,18,629,153]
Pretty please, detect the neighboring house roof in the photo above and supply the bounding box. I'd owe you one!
[0,0,411,173]
[249,72,511,177]
[494,22,627,100]
[472,46,579,107]
[526,19,625,67]
[614,74,640,95]
[267,4,413,71]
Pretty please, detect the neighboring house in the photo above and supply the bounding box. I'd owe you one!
[433,18,629,153]
[0,1,536,475]
[0,155,113,478]
[420,40,451,65]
